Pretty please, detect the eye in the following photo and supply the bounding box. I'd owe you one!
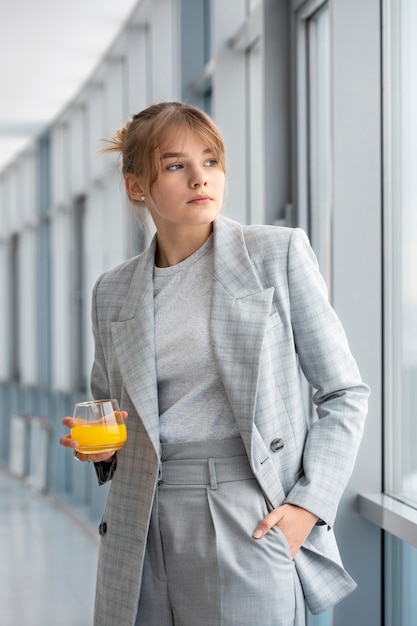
[204,158,218,167]
[166,163,183,171]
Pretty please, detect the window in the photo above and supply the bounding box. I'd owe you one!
[383,1,417,621]
[295,0,332,292]
[246,37,264,225]
[180,0,213,110]
[37,134,52,388]
[385,535,417,625]
[305,3,332,292]
[228,2,264,224]
[10,234,20,382]
[384,0,417,508]
[71,195,87,392]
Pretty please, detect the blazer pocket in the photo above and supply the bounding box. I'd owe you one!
[271,524,293,561]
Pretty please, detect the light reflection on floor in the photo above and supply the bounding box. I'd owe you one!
[0,469,98,626]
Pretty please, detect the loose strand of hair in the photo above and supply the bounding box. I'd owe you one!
[100,125,130,155]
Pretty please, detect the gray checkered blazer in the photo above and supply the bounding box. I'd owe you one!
[90,215,369,625]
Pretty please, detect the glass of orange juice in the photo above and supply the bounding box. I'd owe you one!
[71,399,127,454]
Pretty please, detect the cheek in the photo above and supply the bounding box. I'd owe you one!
[215,172,226,191]
[152,178,178,198]
[149,183,166,205]
[158,186,178,207]
[150,186,179,215]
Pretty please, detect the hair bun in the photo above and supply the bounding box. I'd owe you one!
[101,120,132,154]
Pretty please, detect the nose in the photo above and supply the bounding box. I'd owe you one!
[189,166,208,188]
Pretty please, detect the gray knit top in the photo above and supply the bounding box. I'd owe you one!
[153,235,239,443]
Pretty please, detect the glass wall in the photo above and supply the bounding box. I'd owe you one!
[294,0,332,291]
[385,535,417,626]
[384,0,417,622]
[180,0,212,111]
[306,3,332,293]
[384,0,417,508]
[246,35,264,225]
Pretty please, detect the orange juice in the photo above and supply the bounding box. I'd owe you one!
[71,422,127,454]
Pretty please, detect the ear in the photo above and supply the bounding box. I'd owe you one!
[125,173,145,201]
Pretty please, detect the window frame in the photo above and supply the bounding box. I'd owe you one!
[293,0,333,291]
[382,0,417,509]
[359,0,417,549]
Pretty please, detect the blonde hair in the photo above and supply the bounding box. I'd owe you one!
[103,102,226,205]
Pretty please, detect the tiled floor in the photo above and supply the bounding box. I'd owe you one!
[0,468,99,626]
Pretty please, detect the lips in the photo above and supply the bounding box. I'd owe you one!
[188,194,212,203]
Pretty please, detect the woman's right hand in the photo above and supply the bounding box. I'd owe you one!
[59,412,128,463]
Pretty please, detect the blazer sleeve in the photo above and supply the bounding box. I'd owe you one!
[282,229,369,526]
[90,275,111,402]
[90,275,118,485]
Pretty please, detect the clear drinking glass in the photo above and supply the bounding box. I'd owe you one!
[71,399,127,454]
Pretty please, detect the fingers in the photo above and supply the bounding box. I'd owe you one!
[253,504,319,561]
[73,450,90,462]
[89,451,115,463]
[73,450,115,463]
[62,417,76,428]
[59,433,78,449]
[253,507,283,539]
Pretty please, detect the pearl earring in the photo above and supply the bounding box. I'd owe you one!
[140,195,145,201]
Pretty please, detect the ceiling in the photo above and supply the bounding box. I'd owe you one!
[0,0,140,172]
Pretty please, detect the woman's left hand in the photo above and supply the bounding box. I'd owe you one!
[252,503,319,559]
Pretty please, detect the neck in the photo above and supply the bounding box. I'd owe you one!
[155,223,213,268]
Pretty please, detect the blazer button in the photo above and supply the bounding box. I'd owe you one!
[270,438,284,452]
[99,521,107,536]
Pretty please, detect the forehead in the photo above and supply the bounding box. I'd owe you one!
[158,128,217,155]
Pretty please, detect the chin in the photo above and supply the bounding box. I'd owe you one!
[193,207,221,223]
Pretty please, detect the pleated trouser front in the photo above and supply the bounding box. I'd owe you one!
[135,438,305,626]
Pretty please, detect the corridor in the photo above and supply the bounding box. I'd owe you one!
[0,468,98,626]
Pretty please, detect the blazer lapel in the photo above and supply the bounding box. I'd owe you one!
[110,238,160,453]
[211,217,274,454]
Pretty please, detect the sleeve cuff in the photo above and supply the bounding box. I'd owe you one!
[94,453,117,485]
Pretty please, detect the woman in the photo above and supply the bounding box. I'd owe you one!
[60,102,369,626]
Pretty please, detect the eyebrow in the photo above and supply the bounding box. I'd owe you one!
[161,147,214,159]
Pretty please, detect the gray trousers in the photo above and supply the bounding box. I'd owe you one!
[136,438,305,626]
